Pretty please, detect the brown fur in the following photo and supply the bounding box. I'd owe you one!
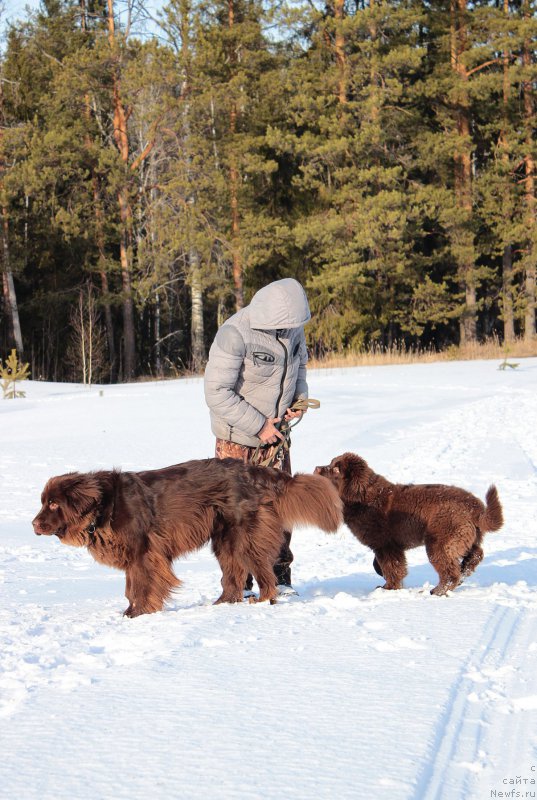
[315,452,503,595]
[32,458,342,616]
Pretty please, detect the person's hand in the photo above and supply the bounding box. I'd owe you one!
[258,417,283,444]
[284,407,307,421]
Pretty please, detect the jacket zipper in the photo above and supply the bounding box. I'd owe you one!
[275,331,288,420]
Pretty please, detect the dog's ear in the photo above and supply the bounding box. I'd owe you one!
[337,453,369,501]
[53,473,102,518]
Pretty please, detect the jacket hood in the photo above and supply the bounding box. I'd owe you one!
[248,278,311,330]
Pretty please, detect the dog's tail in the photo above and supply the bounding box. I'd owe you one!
[276,473,343,533]
[481,485,503,532]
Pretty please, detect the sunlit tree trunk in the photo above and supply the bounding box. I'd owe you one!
[451,0,477,344]
[500,0,515,343]
[1,211,24,356]
[209,91,229,324]
[0,75,24,357]
[80,0,117,380]
[334,0,347,106]
[228,0,243,310]
[522,0,536,340]
[176,0,206,371]
[190,252,205,372]
[108,0,136,379]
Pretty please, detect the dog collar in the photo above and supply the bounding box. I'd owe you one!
[86,521,98,544]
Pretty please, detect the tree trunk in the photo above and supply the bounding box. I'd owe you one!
[500,0,515,343]
[502,246,515,342]
[81,0,116,380]
[108,0,137,379]
[79,290,88,384]
[93,174,118,381]
[0,74,24,357]
[154,291,162,376]
[522,0,536,341]
[451,0,477,344]
[82,60,117,381]
[209,92,230,322]
[368,0,380,134]
[1,210,24,356]
[334,0,347,106]
[179,0,206,372]
[228,0,243,310]
[190,252,205,373]
[117,188,137,379]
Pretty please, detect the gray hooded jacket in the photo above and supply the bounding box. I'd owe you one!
[204,279,310,447]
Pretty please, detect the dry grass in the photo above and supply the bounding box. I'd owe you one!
[308,336,537,370]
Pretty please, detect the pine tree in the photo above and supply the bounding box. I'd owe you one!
[274,0,427,350]
[520,0,537,340]
[413,0,515,344]
[0,348,30,398]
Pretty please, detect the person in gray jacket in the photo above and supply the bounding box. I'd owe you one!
[204,278,311,596]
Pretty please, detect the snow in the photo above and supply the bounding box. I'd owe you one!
[1,359,536,800]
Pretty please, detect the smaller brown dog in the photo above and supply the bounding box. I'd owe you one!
[315,453,503,595]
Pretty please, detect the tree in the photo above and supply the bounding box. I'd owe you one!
[0,348,30,398]
[274,0,427,350]
[0,63,25,357]
[520,0,536,340]
[66,282,107,384]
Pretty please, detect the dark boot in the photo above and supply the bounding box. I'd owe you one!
[243,572,255,598]
[373,556,384,577]
[274,531,296,594]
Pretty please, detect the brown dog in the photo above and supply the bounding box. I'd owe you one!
[315,453,503,595]
[32,458,342,616]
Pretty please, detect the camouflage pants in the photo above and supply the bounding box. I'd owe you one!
[215,438,294,587]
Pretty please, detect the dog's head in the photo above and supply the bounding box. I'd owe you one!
[314,453,371,502]
[32,473,102,546]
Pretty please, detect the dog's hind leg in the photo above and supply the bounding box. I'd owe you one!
[425,535,462,596]
[246,505,282,604]
[460,530,484,579]
[250,560,278,605]
[374,547,407,590]
[213,539,247,604]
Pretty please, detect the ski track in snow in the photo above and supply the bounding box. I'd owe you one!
[1,361,537,800]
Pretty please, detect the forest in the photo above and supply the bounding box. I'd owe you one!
[0,0,536,382]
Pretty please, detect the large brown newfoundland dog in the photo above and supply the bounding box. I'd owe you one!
[315,453,503,595]
[32,458,342,616]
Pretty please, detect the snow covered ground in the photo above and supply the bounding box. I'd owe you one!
[1,359,536,800]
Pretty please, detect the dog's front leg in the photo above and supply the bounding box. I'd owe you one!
[124,559,150,617]
[374,547,407,590]
[124,570,134,616]
[123,549,180,617]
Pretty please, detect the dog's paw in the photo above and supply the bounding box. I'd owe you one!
[430,585,450,597]
[213,594,242,605]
